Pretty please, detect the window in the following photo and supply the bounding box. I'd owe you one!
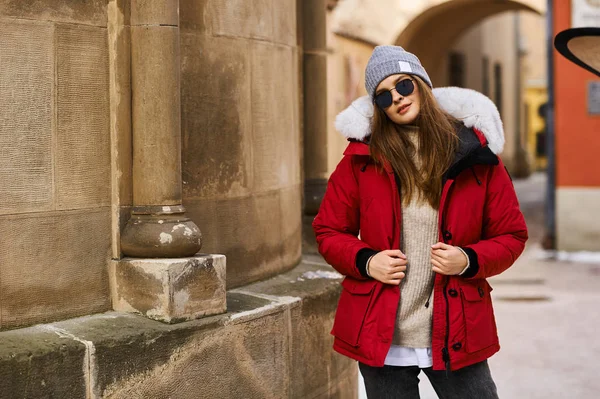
[448,52,466,87]
[494,63,503,116]
[482,57,490,96]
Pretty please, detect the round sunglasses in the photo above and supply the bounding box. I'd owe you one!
[374,78,415,109]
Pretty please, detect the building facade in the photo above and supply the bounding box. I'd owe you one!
[553,0,600,251]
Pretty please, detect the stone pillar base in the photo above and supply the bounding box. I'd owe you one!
[304,178,327,216]
[121,205,203,258]
[302,215,319,254]
[110,254,226,323]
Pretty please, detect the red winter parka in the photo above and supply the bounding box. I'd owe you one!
[312,92,528,372]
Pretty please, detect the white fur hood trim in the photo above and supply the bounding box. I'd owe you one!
[334,87,505,154]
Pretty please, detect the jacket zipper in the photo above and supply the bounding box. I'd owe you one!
[442,277,451,377]
[438,179,454,376]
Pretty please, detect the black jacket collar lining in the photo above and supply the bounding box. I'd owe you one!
[444,124,499,181]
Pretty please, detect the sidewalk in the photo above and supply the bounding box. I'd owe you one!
[360,173,600,398]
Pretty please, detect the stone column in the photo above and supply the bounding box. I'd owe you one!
[120,0,202,257]
[112,0,225,323]
[302,0,329,252]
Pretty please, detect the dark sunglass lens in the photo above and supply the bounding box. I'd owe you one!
[375,92,393,109]
[396,79,415,96]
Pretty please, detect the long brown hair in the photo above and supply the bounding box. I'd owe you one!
[369,76,459,209]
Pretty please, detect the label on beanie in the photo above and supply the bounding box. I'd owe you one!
[399,61,413,73]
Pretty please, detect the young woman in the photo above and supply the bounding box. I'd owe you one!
[313,45,528,398]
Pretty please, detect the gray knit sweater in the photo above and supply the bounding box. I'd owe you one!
[392,131,438,347]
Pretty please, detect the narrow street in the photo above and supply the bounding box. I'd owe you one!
[361,173,600,398]
[486,173,600,399]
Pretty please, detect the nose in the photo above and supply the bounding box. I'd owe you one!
[391,88,403,103]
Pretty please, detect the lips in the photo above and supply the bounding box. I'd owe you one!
[398,103,411,115]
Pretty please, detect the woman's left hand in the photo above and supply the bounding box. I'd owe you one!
[430,242,468,275]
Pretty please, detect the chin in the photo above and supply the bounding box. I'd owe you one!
[392,112,418,125]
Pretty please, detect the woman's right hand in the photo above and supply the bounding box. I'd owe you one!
[367,250,408,285]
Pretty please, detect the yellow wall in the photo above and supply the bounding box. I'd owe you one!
[525,87,548,170]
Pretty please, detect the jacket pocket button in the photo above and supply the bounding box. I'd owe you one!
[452,342,462,351]
[448,288,458,297]
[443,230,452,241]
[478,287,485,298]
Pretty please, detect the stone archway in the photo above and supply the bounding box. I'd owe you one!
[331,0,544,47]
[394,0,543,82]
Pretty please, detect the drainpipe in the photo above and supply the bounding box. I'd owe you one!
[544,0,556,249]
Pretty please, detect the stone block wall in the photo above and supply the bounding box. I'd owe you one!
[179,0,302,289]
[0,1,112,329]
[0,261,357,399]
[0,0,305,328]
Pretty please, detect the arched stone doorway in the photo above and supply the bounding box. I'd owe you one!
[395,0,543,85]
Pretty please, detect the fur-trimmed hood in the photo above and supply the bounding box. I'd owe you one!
[334,87,504,154]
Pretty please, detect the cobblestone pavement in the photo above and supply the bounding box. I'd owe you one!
[360,173,600,398]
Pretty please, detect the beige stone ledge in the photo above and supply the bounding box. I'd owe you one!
[0,258,353,398]
[110,254,226,323]
[557,187,600,251]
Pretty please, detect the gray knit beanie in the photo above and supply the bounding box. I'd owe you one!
[365,45,432,100]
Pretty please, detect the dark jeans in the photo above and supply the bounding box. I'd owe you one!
[359,360,499,399]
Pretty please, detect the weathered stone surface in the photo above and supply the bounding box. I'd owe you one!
[0,0,108,26]
[0,325,87,398]
[0,260,352,398]
[180,33,252,200]
[180,0,301,289]
[211,0,273,40]
[273,0,297,46]
[224,260,356,398]
[280,185,303,266]
[0,19,54,215]
[120,209,202,258]
[180,0,209,33]
[305,177,328,215]
[292,285,355,398]
[251,41,300,192]
[302,0,327,50]
[303,52,329,181]
[107,311,292,398]
[56,23,111,210]
[185,189,300,289]
[111,255,226,323]
[303,214,320,254]
[108,0,133,258]
[238,258,356,398]
[60,312,227,397]
[131,0,178,26]
[0,209,111,330]
[131,25,182,205]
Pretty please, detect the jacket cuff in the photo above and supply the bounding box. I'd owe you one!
[459,247,480,278]
[356,248,379,278]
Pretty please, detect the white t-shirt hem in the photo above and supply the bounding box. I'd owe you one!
[384,345,433,368]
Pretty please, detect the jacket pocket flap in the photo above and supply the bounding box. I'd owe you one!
[460,283,486,302]
[341,278,376,295]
